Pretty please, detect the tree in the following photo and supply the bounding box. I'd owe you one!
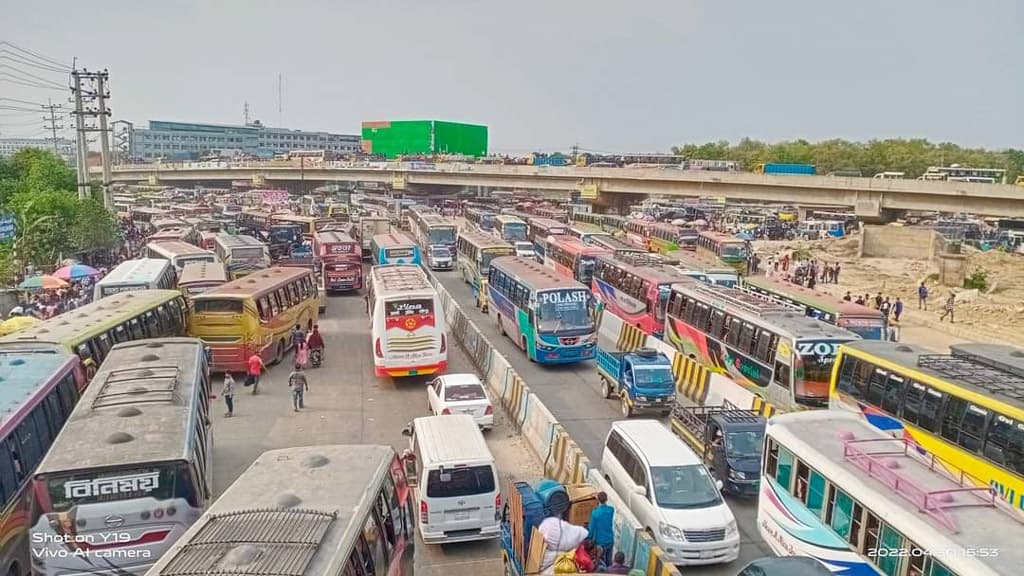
[69,198,120,254]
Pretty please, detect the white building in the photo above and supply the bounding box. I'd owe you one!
[0,137,76,164]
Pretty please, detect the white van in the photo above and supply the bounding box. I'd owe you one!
[601,420,740,565]
[407,414,501,544]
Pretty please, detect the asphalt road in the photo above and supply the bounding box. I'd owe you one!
[434,268,774,574]
[208,278,541,576]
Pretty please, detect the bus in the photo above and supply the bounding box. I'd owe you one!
[465,207,497,232]
[212,233,271,279]
[742,275,887,340]
[314,230,363,292]
[493,215,528,243]
[0,290,188,380]
[759,410,1022,576]
[567,227,612,246]
[148,225,200,246]
[367,265,447,378]
[589,235,648,260]
[176,261,228,297]
[650,222,698,253]
[543,235,611,286]
[592,254,694,337]
[831,341,1024,511]
[412,212,457,253]
[665,282,860,411]
[371,233,422,266]
[697,231,748,274]
[526,218,569,261]
[145,444,414,576]
[673,251,741,287]
[0,346,84,576]
[189,267,319,372]
[455,229,514,298]
[30,338,213,576]
[150,218,187,233]
[532,206,569,223]
[239,208,273,232]
[357,215,392,259]
[623,219,653,251]
[487,256,597,364]
[145,240,220,273]
[93,258,177,300]
[270,214,329,238]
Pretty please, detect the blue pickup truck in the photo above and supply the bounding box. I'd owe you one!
[596,347,676,417]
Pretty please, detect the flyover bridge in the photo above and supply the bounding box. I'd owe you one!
[97,162,1024,218]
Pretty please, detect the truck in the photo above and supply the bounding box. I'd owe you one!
[669,400,765,497]
[357,215,391,259]
[756,162,817,176]
[596,347,676,418]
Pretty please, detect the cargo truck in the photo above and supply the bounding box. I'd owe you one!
[669,400,765,497]
[596,347,676,417]
[755,163,817,175]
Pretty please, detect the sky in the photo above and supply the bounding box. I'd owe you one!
[2,0,1022,153]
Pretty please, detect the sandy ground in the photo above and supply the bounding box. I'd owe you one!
[754,235,1024,348]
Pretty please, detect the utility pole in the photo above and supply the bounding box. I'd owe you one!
[41,99,64,155]
[70,68,113,207]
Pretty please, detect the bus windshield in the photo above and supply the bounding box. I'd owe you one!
[650,465,722,509]
[504,223,527,242]
[429,228,456,245]
[721,243,746,259]
[796,340,842,405]
[270,225,301,244]
[479,249,504,272]
[841,318,886,341]
[177,255,215,268]
[535,289,593,334]
[725,431,764,459]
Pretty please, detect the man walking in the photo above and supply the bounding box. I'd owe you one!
[246,352,265,395]
[222,373,235,417]
[893,297,904,322]
[289,364,309,411]
[918,282,929,310]
[940,292,956,323]
[589,491,615,567]
[290,324,306,360]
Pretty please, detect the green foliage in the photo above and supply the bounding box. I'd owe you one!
[963,268,989,291]
[0,149,120,275]
[671,138,1023,181]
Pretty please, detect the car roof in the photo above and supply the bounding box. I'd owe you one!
[611,420,700,466]
[744,556,832,575]
[438,373,483,387]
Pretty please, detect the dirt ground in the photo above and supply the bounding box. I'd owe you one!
[755,235,1024,348]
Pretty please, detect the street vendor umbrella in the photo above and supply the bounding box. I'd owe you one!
[0,316,39,336]
[18,275,69,290]
[53,263,100,280]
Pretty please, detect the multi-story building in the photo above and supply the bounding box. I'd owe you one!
[0,137,76,164]
[131,120,361,161]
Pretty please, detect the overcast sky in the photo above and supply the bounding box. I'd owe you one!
[3,0,1021,153]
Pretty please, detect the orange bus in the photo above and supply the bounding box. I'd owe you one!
[188,267,320,372]
[270,214,330,238]
[543,235,611,286]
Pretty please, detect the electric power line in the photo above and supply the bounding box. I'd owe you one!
[0,51,71,74]
[0,64,67,87]
[0,96,49,105]
[0,41,72,70]
[0,75,65,91]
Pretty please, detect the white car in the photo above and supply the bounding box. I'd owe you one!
[426,374,494,430]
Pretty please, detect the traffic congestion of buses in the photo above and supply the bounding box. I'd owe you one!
[0,183,1021,576]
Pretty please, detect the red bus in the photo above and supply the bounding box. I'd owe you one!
[313,230,363,292]
[623,219,654,251]
[543,235,611,286]
[592,254,695,337]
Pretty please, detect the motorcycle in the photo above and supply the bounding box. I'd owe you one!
[310,347,323,368]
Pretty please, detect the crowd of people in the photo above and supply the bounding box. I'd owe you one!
[8,275,99,320]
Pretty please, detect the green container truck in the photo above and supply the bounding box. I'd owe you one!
[361,120,488,158]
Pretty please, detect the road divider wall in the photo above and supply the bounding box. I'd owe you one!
[427,271,680,576]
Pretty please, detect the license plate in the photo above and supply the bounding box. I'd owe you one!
[700,551,715,559]
[454,511,470,521]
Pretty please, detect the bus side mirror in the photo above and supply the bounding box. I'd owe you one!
[401,424,413,437]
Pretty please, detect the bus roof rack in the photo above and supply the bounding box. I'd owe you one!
[689,283,793,315]
[917,354,1024,403]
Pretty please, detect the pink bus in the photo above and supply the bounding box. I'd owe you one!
[543,235,611,287]
[592,254,695,337]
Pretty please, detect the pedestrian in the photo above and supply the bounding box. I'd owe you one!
[807,273,816,289]
[246,352,265,395]
[606,551,631,574]
[833,262,841,284]
[589,491,615,567]
[222,373,235,417]
[918,282,929,310]
[296,341,308,369]
[940,292,956,323]
[874,292,883,310]
[289,364,309,411]
[290,324,305,359]
[843,291,852,302]
[880,297,891,318]
[893,297,903,322]
[855,295,865,306]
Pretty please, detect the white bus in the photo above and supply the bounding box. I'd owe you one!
[367,265,447,378]
[144,445,416,576]
[760,410,1023,576]
[93,258,177,300]
[145,240,220,273]
[455,229,514,300]
[212,233,271,279]
[176,261,228,297]
[30,338,213,576]
[492,215,528,243]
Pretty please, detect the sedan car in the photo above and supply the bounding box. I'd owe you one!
[735,557,832,576]
[426,373,494,430]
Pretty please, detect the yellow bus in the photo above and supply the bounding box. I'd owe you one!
[188,266,319,372]
[831,340,1024,511]
[0,289,188,380]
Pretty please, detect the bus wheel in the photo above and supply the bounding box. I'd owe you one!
[600,377,612,399]
[273,341,284,365]
[497,315,505,336]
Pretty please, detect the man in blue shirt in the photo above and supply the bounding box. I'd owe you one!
[589,491,615,566]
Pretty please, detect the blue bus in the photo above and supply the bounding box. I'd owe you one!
[487,256,597,365]
[370,232,422,266]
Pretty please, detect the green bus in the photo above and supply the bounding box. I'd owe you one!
[697,230,748,274]
[486,256,597,365]
[455,229,515,302]
[741,275,888,340]
[0,289,188,380]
